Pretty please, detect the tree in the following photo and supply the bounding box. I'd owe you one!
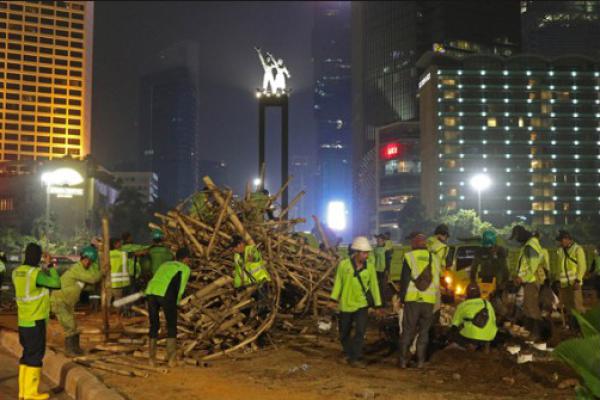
[439,209,494,239]
[109,187,151,242]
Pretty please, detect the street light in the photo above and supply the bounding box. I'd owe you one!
[40,168,84,243]
[253,178,262,189]
[470,173,492,217]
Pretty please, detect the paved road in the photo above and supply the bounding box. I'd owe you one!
[0,348,70,399]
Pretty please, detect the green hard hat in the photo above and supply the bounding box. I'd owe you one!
[81,245,98,262]
[482,230,497,248]
[152,229,164,240]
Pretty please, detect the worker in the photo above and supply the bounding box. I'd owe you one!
[470,230,509,290]
[374,234,391,305]
[121,232,146,291]
[190,187,212,221]
[330,236,382,369]
[509,225,544,340]
[383,232,394,270]
[145,247,191,367]
[230,235,271,289]
[50,246,102,357]
[554,230,586,328]
[109,238,130,306]
[449,282,497,352]
[427,224,451,269]
[398,232,441,369]
[13,243,61,400]
[248,188,274,221]
[146,229,174,276]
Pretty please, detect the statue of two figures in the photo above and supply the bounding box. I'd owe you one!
[255,47,291,95]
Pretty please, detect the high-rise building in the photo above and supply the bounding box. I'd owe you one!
[375,121,420,240]
[351,1,520,234]
[312,2,352,235]
[0,1,94,161]
[418,52,600,226]
[521,1,600,58]
[139,42,199,207]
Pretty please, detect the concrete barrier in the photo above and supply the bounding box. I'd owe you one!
[0,329,124,400]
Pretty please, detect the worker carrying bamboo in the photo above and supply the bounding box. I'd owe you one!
[398,232,441,369]
[509,225,544,340]
[50,246,102,357]
[449,282,497,353]
[330,236,382,369]
[145,247,191,367]
[13,243,61,400]
[229,235,271,289]
[554,230,586,328]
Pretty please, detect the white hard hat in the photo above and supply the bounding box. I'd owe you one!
[351,236,372,252]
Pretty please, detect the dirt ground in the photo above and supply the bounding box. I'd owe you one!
[0,310,579,400]
[50,313,586,399]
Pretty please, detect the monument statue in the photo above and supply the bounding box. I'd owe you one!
[255,47,290,94]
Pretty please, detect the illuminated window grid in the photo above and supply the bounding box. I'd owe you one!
[434,66,600,221]
[0,1,88,161]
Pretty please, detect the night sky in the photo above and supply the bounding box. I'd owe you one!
[92,1,316,194]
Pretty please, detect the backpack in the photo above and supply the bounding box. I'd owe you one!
[412,253,433,291]
[467,300,490,328]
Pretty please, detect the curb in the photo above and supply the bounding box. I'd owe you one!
[0,329,125,400]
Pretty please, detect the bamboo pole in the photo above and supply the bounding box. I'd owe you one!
[206,190,232,259]
[101,216,111,341]
[278,190,305,221]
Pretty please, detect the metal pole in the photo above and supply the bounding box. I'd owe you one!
[282,97,289,211]
[258,101,266,177]
[45,186,50,246]
[374,127,380,234]
[477,189,482,218]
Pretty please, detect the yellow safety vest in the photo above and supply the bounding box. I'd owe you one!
[516,237,544,283]
[12,265,50,327]
[110,249,130,288]
[556,243,586,288]
[404,249,440,304]
[233,246,271,288]
[427,236,448,267]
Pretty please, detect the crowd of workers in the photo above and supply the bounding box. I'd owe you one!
[6,216,600,397]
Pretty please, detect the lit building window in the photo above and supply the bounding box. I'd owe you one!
[487,118,497,127]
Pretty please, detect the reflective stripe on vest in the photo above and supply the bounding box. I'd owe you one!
[111,251,130,287]
[404,250,439,304]
[558,244,580,286]
[15,267,49,302]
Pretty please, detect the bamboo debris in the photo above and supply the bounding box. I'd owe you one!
[110,174,339,369]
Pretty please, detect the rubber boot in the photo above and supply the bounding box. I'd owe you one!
[73,334,85,355]
[64,335,83,357]
[148,338,158,367]
[23,366,49,400]
[416,345,427,369]
[166,338,177,368]
[397,345,408,369]
[18,364,25,400]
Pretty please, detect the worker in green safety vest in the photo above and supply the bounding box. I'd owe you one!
[51,246,102,357]
[554,230,586,328]
[450,282,497,352]
[374,234,391,305]
[229,235,271,288]
[146,229,174,276]
[121,232,147,290]
[145,247,191,367]
[109,237,133,318]
[509,225,544,340]
[398,232,441,369]
[427,224,450,269]
[331,236,382,369]
[13,243,61,400]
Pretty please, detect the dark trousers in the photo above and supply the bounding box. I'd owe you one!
[376,272,388,306]
[147,273,180,339]
[338,307,368,362]
[18,319,46,367]
[399,302,434,362]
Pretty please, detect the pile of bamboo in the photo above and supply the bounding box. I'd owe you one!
[120,175,340,363]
